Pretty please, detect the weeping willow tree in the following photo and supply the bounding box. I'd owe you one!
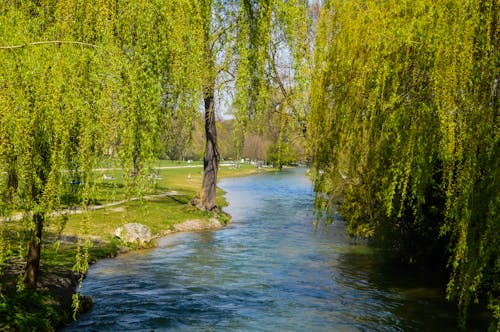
[310,0,498,328]
[0,0,309,293]
[232,0,311,168]
[0,0,311,298]
[112,0,203,199]
[0,0,202,297]
[0,0,119,290]
[191,0,311,210]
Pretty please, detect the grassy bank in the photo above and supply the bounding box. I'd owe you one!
[0,162,269,331]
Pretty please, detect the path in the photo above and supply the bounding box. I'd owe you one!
[0,191,179,223]
[93,163,234,172]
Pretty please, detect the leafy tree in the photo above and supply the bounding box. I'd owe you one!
[0,0,116,289]
[0,0,202,291]
[191,0,311,210]
[240,91,307,167]
[0,4,313,324]
[309,0,499,328]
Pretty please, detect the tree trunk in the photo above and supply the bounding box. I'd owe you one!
[23,212,43,289]
[193,87,220,211]
[191,0,220,211]
[132,125,142,177]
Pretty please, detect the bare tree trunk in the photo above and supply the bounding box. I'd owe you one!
[193,86,220,211]
[23,212,43,289]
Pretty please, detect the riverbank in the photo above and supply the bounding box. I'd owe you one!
[56,216,229,330]
[0,164,271,331]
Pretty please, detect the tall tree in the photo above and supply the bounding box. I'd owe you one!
[0,0,312,292]
[0,0,202,290]
[309,0,499,328]
[234,0,312,168]
[191,0,311,210]
[190,0,220,211]
[0,1,117,288]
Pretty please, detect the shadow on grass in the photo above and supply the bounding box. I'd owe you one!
[1,229,122,330]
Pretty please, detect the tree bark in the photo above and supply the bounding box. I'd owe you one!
[194,86,220,211]
[191,0,221,212]
[23,212,43,289]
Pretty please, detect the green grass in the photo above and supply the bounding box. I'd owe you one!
[71,161,261,206]
[57,163,263,237]
[54,194,207,239]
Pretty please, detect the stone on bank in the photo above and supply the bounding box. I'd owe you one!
[114,223,153,245]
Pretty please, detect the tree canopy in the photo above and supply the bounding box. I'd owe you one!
[309,0,498,328]
[0,0,310,296]
[0,0,205,294]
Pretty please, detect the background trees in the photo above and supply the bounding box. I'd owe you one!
[309,0,498,328]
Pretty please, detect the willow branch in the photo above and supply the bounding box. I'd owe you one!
[0,40,97,50]
[269,48,297,114]
[269,48,308,137]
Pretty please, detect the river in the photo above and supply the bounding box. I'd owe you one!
[65,168,486,331]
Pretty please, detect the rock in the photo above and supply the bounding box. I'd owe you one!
[115,223,153,244]
[173,218,222,232]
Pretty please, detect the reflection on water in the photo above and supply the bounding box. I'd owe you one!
[65,168,487,331]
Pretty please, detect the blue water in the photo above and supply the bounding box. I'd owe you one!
[64,168,485,331]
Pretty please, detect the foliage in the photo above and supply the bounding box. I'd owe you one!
[232,0,312,164]
[309,0,499,328]
[236,93,307,165]
[0,289,60,332]
[0,0,205,320]
[0,0,307,326]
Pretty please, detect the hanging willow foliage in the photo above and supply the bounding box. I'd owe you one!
[0,0,204,306]
[310,0,498,328]
[233,0,311,166]
[0,0,116,291]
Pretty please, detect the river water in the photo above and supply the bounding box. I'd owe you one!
[65,168,486,331]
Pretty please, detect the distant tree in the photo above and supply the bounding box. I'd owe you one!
[217,120,236,161]
[242,134,270,161]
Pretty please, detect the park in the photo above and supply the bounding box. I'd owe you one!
[0,1,498,330]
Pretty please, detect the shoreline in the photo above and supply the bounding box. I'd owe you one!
[52,216,229,330]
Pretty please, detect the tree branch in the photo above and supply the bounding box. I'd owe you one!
[0,40,97,50]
